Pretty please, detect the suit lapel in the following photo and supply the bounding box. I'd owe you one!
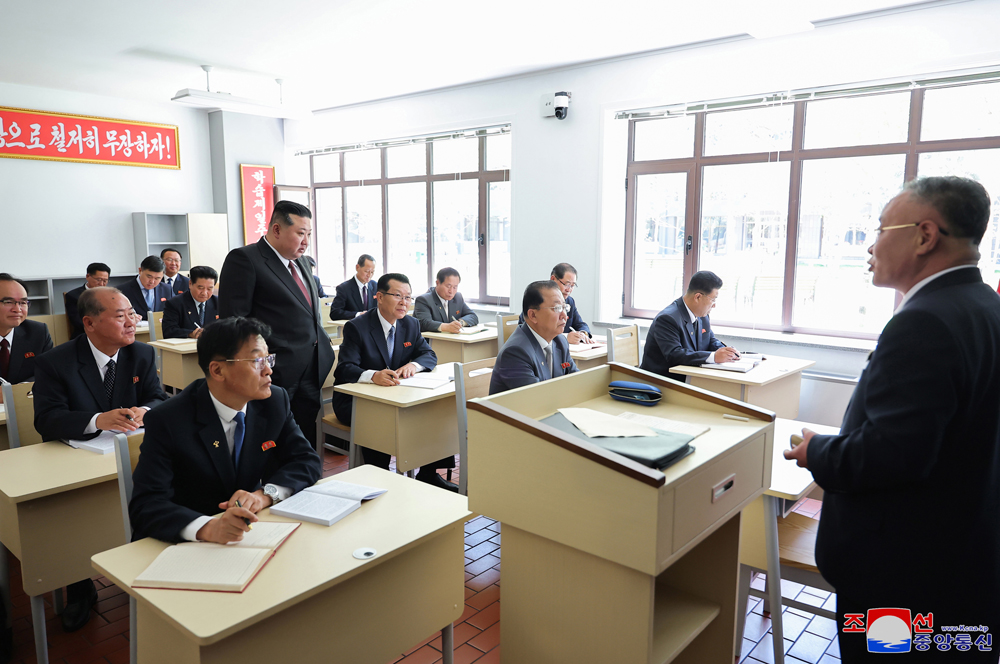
[368,314,392,367]
[196,384,237,490]
[76,337,109,409]
[7,326,25,381]
[258,240,312,314]
[112,345,134,407]
[525,331,551,381]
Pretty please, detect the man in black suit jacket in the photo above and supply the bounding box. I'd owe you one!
[334,273,456,490]
[413,267,479,333]
[786,177,1000,662]
[518,263,595,345]
[0,274,53,395]
[130,317,321,544]
[639,271,740,380]
[490,281,577,394]
[160,247,189,296]
[32,286,167,633]
[219,201,335,449]
[162,266,220,339]
[65,262,110,339]
[119,255,171,322]
[330,254,377,321]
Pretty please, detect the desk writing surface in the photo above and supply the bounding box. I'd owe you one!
[92,465,470,646]
[0,442,117,502]
[768,418,839,501]
[569,344,607,361]
[421,327,498,344]
[149,339,199,353]
[669,355,814,387]
[334,362,457,408]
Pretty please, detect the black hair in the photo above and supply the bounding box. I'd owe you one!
[197,317,272,374]
[0,273,28,291]
[436,267,461,283]
[358,254,376,267]
[550,263,577,280]
[522,280,560,315]
[903,176,992,245]
[87,263,111,276]
[686,271,723,296]
[139,255,165,273]
[271,200,312,228]
[160,247,183,259]
[377,273,410,293]
[189,266,218,284]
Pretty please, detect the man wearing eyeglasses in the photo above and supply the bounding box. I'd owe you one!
[32,286,166,632]
[518,262,594,344]
[639,270,740,380]
[64,262,110,339]
[129,317,321,544]
[413,267,479,333]
[330,254,378,321]
[784,177,1000,662]
[0,273,53,404]
[333,273,458,490]
[490,281,577,395]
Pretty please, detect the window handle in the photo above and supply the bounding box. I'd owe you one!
[478,233,485,247]
[685,235,693,255]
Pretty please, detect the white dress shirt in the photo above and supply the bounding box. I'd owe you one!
[262,237,309,285]
[355,277,371,317]
[358,310,425,383]
[896,265,978,312]
[525,324,554,374]
[0,327,14,360]
[683,302,716,364]
[83,338,122,434]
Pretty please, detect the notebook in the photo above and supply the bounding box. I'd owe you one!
[397,374,452,390]
[269,480,387,526]
[133,521,300,593]
[65,428,144,455]
[699,357,761,373]
[541,412,695,470]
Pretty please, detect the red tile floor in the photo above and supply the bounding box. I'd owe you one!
[2,454,836,664]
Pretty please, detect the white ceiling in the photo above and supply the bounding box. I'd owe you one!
[2,0,948,113]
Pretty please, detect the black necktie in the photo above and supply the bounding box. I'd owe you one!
[104,359,116,404]
[198,302,205,326]
[166,277,173,291]
[0,339,9,379]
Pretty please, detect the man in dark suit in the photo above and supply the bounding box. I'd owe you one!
[119,255,171,322]
[786,177,1000,662]
[413,267,479,333]
[0,274,53,396]
[304,256,328,298]
[219,201,334,449]
[639,271,740,380]
[32,286,166,632]
[160,247,189,296]
[333,273,456,490]
[162,266,220,339]
[518,262,594,345]
[490,281,577,394]
[329,254,377,321]
[65,262,110,339]
[130,316,321,544]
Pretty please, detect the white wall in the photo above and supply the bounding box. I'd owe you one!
[0,81,215,278]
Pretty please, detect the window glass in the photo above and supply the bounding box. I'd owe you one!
[633,116,695,161]
[433,137,478,174]
[387,144,426,178]
[344,185,383,270]
[632,172,687,311]
[344,149,381,180]
[804,93,910,149]
[704,105,793,156]
[922,82,1000,141]
[433,179,480,297]
[387,182,428,287]
[312,153,341,182]
[486,134,511,171]
[314,187,344,285]
[488,182,511,299]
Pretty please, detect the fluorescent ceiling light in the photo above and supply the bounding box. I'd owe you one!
[171,88,309,120]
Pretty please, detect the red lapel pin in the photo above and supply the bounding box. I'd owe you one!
[133,376,139,383]
[561,362,571,369]
[403,341,411,347]
[262,440,276,451]
[24,352,34,358]
[701,328,706,334]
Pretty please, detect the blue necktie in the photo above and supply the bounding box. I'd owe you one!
[233,411,245,469]
[144,288,153,311]
[387,326,395,360]
[165,277,173,292]
[198,302,205,326]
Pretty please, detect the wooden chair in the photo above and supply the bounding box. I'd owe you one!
[495,314,520,352]
[453,358,497,496]
[606,324,640,367]
[149,311,165,341]
[0,380,43,448]
[112,432,144,664]
[318,344,358,463]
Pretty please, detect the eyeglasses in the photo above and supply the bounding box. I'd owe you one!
[875,221,951,239]
[556,278,578,290]
[537,304,571,315]
[0,298,30,309]
[225,354,276,372]
[380,291,414,304]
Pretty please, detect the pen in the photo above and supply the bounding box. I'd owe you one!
[118,407,134,422]
[193,322,201,329]
[235,499,253,530]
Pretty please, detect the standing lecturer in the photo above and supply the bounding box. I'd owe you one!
[219,201,334,449]
[785,177,1000,662]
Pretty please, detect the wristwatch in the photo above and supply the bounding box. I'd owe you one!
[263,484,280,504]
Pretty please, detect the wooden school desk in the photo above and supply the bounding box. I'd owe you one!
[569,343,608,370]
[421,326,498,364]
[334,363,459,472]
[667,355,814,418]
[92,466,471,664]
[134,321,150,344]
[0,439,136,664]
[0,408,7,450]
[467,362,775,664]
[148,338,200,391]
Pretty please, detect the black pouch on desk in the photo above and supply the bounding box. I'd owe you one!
[540,412,695,470]
[608,380,661,406]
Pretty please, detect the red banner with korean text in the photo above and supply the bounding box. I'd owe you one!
[241,164,276,245]
[0,106,179,169]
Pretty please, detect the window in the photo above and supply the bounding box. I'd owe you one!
[309,127,510,304]
[626,80,1000,338]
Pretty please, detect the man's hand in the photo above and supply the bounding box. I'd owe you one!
[95,408,141,432]
[218,489,272,513]
[373,369,400,386]
[782,428,816,469]
[713,347,741,363]
[397,363,420,379]
[129,407,148,426]
[567,331,593,345]
[196,506,257,543]
[189,328,204,339]
[439,320,463,334]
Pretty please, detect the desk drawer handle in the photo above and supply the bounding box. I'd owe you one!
[711,474,736,504]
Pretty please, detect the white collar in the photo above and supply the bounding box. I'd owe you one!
[86,337,120,369]
[436,291,452,313]
[136,274,154,292]
[375,309,396,337]
[354,276,369,290]
[0,327,14,346]
[263,236,295,265]
[208,389,248,425]
[525,323,552,352]
[682,301,698,324]
[896,265,978,312]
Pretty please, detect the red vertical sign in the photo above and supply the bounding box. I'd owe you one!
[240,164,275,245]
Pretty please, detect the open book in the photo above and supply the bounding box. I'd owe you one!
[700,357,761,373]
[270,480,387,526]
[458,325,485,335]
[65,428,144,455]
[397,373,452,390]
[133,521,299,593]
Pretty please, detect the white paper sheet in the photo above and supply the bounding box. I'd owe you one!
[557,408,656,438]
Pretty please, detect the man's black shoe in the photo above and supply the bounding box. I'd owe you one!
[415,471,459,493]
[61,579,97,632]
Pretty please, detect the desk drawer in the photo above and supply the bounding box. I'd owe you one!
[672,433,766,552]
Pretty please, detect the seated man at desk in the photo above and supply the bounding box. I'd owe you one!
[0,273,53,402]
[65,262,110,339]
[519,262,594,344]
[160,247,189,296]
[333,273,457,491]
[413,267,479,333]
[32,286,166,633]
[490,281,577,394]
[120,255,171,322]
[639,270,739,380]
[330,253,377,321]
[162,265,220,339]
[130,316,322,544]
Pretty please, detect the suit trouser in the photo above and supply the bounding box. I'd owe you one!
[281,352,321,448]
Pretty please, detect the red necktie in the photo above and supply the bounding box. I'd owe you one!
[289,261,312,305]
[0,339,9,379]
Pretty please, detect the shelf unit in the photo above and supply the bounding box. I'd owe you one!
[132,212,229,272]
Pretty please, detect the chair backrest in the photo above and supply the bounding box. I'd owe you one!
[27,314,56,343]
[496,314,520,351]
[149,311,165,342]
[454,357,497,496]
[606,324,640,367]
[320,296,334,317]
[2,380,44,448]
[113,432,144,540]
